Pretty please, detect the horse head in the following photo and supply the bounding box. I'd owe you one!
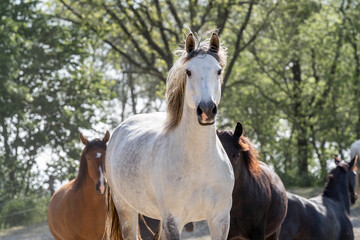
[184,33,224,125]
[217,122,260,177]
[217,123,243,177]
[331,155,358,205]
[79,131,110,195]
[166,32,227,130]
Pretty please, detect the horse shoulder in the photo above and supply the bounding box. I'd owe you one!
[320,197,352,236]
[48,180,78,239]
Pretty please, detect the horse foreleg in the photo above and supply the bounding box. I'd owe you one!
[157,215,181,240]
[249,222,266,240]
[114,201,139,240]
[207,213,230,240]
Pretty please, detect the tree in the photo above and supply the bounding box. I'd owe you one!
[220,0,360,184]
[52,0,279,120]
[0,0,113,209]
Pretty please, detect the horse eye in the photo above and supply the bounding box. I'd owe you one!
[186,70,191,77]
[217,69,222,76]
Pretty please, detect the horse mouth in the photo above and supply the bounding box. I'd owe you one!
[95,182,106,196]
[197,119,215,126]
[96,188,106,196]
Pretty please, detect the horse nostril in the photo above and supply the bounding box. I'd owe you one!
[212,105,217,115]
[197,106,203,116]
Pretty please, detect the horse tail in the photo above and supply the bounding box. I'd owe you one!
[105,184,123,240]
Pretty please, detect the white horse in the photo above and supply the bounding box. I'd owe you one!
[105,32,234,240]
[351,140,360,161]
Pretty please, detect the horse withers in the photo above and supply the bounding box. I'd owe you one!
[279,155,358,240]
[217,122,288,240]
[48,131,110,240]
[106,32,234,240]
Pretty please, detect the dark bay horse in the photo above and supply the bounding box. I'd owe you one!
[48,131,110,240]
[279,155,358,240]
[217,122,288,240]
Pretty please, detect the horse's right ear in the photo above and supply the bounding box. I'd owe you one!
[186,33,195,53]
[334,155,341,165]
[103,130,110,143]
[234,122,243,140]
[80,132,88,146]
[209,32,220,53]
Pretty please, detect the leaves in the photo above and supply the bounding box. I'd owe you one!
[0,0,114,210]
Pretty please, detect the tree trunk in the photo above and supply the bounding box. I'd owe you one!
[291,59,309,177]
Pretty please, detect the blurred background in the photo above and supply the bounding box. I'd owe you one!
[1,0,360,237]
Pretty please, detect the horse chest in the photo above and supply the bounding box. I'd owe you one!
[67,197,105,236]
[158,163,233,218]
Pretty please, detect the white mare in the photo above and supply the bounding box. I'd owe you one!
[105,33,234,240]
[351,140,360,160]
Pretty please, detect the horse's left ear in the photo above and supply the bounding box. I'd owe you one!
[350,154,358,169]
[334,155,341,165]
[80,132,88,146]
[209,32,220,53]
[234,122,243,140]
[103,130,110,143]
[186,33,196,53]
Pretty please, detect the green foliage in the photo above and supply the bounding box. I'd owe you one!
[0,0,114,210]
[220,0,360,184]
[0,195,49,229]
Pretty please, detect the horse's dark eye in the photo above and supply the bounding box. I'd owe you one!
[186,70,191,77]
[217,69,222,76]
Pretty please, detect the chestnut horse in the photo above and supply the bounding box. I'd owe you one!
[279,155,358,240]
[48,131,110,240]
[217,122,288,240]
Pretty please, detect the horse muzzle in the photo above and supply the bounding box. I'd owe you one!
[95,181,106,196]
[196,101,217,125]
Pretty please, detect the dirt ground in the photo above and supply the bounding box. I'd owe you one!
[1,187,360,240]
[1,218,360,240]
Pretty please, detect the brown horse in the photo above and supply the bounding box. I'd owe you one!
[217,122,288,240]
[48,131,110,240]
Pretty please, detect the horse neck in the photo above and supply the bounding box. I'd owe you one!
[77,173,103,203]
[235,154,252,189]
[175,103,218,158]
[323,177,351,214]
